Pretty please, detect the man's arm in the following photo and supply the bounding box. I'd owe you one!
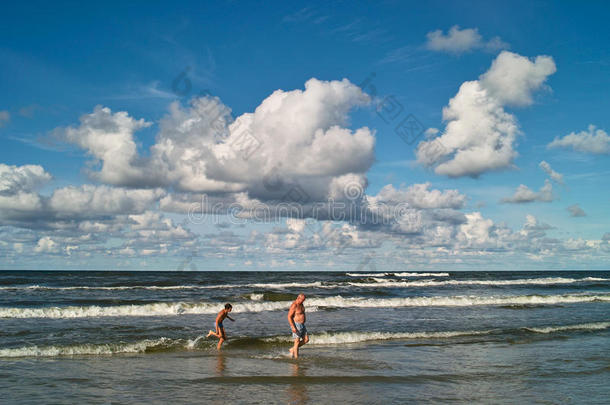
[287,303,297,332]
[226,315,235,321]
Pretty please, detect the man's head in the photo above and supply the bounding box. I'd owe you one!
[225,303,232,312]
[296,293,306,304]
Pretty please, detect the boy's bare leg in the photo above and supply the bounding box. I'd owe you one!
[216,329,226,350]
[208,326,223,339]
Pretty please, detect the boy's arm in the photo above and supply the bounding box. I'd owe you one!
[227,315,235,321]
[287,303,296,332]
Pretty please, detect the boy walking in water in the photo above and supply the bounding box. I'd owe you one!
[207,303,234,350]
[287,293,308,358]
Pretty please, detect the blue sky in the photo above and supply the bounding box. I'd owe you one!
[1,0,609,270]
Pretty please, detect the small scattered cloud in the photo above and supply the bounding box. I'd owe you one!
[34,236,59,253]
[18,105,40,118]
[105,81,178,101]
[282,7,324,24]
[501,180,555,204]
[425,26,509,54]
[567,204,586,217]
[0,110,10,127]
[548,125,610,155]
[539,161,564,184]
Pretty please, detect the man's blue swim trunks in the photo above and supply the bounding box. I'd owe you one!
[292,322,307,340]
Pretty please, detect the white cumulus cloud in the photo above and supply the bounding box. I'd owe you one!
[416,51,556,178]
[59,78,374,202]
[539,161,564,184]
[425,26,508,54]
[34,236,58,253]
[501,180,555,204]
[548,125,610,155]
[0,163,52,195]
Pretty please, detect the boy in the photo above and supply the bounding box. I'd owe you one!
[207,303,235,350]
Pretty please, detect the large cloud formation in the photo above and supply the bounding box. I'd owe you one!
[59,78,374,202]
[416,51,556,178]
[4,75,608,269]
[0,163,164,227]
[0,163,197,259]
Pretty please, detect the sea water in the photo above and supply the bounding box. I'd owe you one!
[0,271,608,404]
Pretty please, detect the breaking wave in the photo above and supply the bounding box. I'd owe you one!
[346,272,449,277]
[1,321,607,358]
[523,322,610,334]
[0,281,331,291]
[1,293,608,319]
[1,277,605,292]
[349,277,609,288]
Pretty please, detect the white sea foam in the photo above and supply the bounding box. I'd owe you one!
[2,321,607,358]
[1,293,608,319]
[1,277,604,292]
[0,337,182,358]
[349,277,609,288]
[306,293,610,309]
[0,300,297,319]
[346,272,449,277]
[0,281,330,291]
[307,330,491,344]
[0,285,205,291]
[523,321,610,334]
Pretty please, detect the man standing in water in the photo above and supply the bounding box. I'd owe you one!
[287,293,308,358]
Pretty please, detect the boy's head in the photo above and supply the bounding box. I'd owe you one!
[225,303,232,312]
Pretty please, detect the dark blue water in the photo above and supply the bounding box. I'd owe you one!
[0,271,608,404]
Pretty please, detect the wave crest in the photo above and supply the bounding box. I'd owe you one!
[1,293,608,319]
[1,321,607,358]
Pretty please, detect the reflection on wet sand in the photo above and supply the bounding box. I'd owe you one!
[287,362,309,405]
[216,353,226,376]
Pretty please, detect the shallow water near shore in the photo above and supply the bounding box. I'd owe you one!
[1,270,609,404]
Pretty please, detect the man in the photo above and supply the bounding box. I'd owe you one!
[206,303,234,350]
[287,293,308,358]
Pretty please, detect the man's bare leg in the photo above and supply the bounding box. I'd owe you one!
[290,338,300,358]
[217,337,224,350]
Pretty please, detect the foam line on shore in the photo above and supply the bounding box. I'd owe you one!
[1,321,608,358]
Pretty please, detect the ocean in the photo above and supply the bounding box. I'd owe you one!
[0,270,608,404]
